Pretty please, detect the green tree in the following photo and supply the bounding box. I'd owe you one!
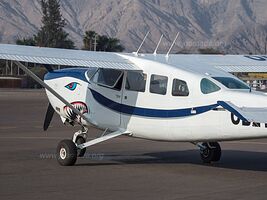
[16,37,36,46]
[105,37,124,52]
[83,31,124,52]
[97,35,110,51]
[83,31,97,51]
[35,0,75,49]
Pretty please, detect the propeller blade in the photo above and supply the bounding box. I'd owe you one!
[43,103,55,131]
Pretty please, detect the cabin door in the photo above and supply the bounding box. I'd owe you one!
[89,69,124,128]
[121,71,147,128]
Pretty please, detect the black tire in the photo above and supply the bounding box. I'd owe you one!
[210,142,221,162]
[57,140,77,166]
[76,137,86,157]
[200,142,221,163]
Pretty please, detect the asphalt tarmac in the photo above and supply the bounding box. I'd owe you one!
[1,89,267,200]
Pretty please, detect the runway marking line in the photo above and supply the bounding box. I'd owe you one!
[0,126,17,130]
[0,136,64,140]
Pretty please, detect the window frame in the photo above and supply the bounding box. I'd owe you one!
[86,67,98,81]
[91,68,124,89]
[200,78,221,94]
[149,74,168,95]
[212,77,250,90]
[125,71,147,93]
[172,78,190,97]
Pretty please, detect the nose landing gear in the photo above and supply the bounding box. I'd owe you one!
[56,129,127,166]
[56,127,88,166]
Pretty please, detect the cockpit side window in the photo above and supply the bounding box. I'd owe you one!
[125,71,147,92]
[150,74,168,95]
[212,77,250,89]
[172,79,189,97]
[92,68,123,89]
[201,78,221,94]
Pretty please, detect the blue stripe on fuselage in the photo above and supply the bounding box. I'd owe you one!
[90,89,219,118]
[43,69,234,118]
[44,68,88,82]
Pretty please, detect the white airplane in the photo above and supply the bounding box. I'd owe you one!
[1,44,267,166]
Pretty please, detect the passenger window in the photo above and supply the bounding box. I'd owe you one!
[201,78,221,94]
[172,79,189,96]
[125,71,147,92]
[92,68,123,88]
[150,74,168,95]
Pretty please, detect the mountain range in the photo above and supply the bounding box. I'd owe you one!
[0,0,266,54]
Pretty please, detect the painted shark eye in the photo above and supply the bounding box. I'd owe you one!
[65,82,79,91]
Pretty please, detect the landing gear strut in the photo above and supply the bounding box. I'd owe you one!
[56,129,126,166]
[72,127,88,157]
[197,142,221,163]
[76,137,86,157]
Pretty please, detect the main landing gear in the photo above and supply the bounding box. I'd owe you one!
[56,128,126,166]
[195,142,222,163]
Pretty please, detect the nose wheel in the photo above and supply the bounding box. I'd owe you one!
[56,127,88,166]
[199,142,221,163]
[57,140,77,166]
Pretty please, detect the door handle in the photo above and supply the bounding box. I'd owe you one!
[115,94,121,98]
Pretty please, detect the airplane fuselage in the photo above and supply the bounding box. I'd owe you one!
[44,54,267,143]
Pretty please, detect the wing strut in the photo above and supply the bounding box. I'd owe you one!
[218,101,267,124]
[14,61,91,124]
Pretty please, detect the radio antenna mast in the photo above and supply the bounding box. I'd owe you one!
[153,34,164,55]
[166,32,180,58]
[133,31,150,56]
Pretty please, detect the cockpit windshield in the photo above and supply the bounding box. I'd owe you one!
[86,67,98,80]
[91,68,123,88]
[213,77,250,89]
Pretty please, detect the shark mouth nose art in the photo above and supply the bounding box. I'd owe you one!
[64,102,88,122]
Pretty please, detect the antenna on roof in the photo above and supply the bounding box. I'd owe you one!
[166,32,180,58]
[153,34,164,56]
[133,31,150,56]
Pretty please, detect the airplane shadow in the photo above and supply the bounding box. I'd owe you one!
[76,150,267,172]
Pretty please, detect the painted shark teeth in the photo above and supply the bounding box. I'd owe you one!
[64,102,88,122]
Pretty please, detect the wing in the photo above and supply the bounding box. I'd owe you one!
[202,55,267,73]
[0,44,140,71]
[175,54,267,73]
[137,54,267,73]
[218,101,267,123]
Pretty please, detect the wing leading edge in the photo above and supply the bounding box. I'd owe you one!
[0,44,140,71]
